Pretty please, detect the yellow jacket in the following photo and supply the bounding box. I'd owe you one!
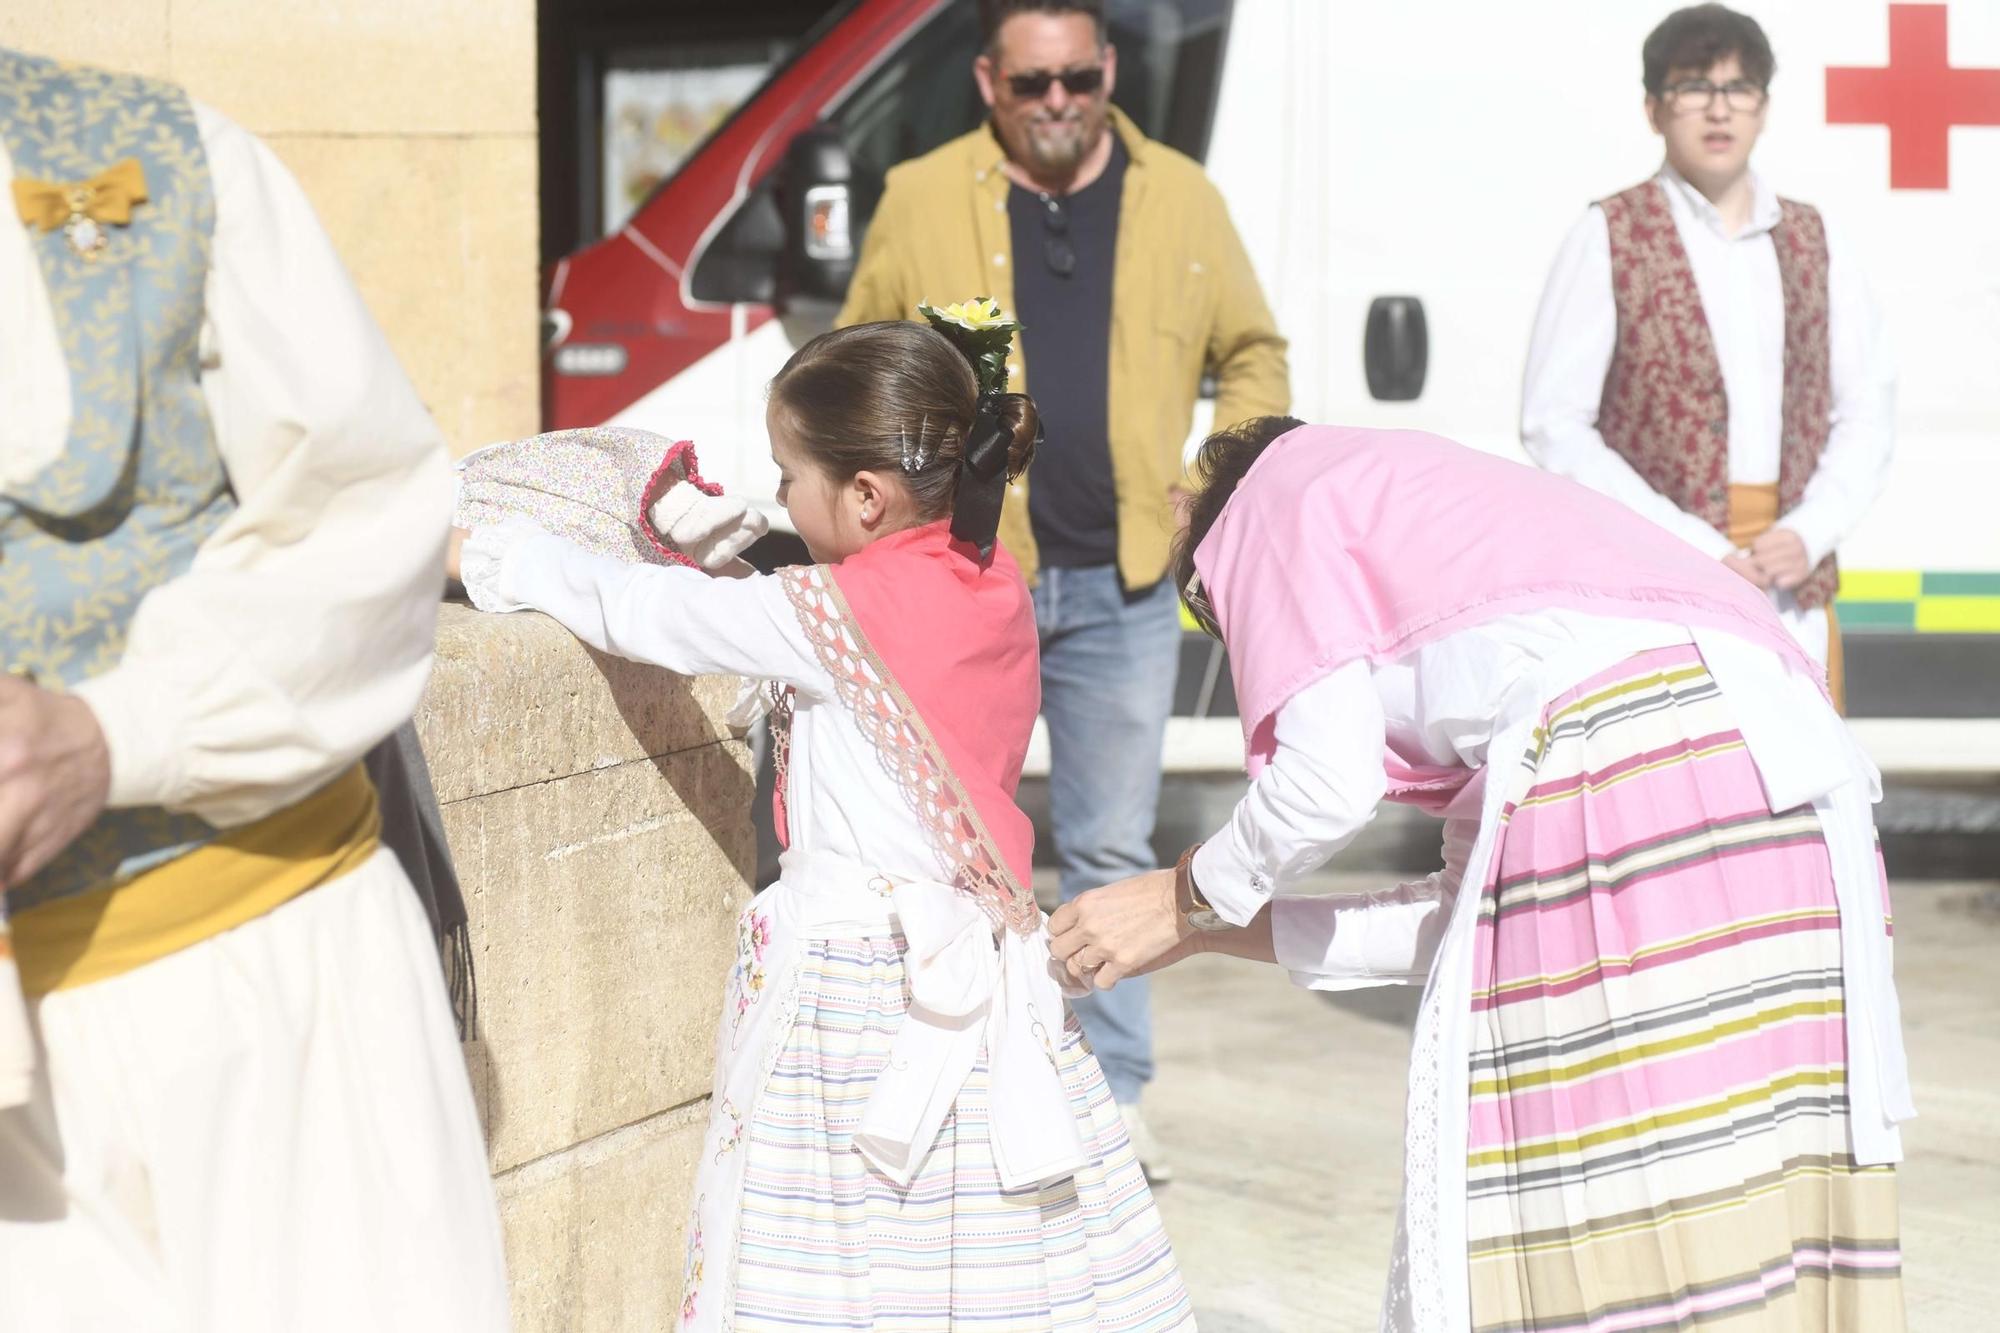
[836,108,1289,588]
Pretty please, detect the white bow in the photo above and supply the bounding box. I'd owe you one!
[852,881,1087,1191]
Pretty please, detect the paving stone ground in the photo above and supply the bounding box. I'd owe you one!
[1036,871,2000,1332]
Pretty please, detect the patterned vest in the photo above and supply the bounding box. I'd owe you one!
[1597,179,1838,610]
[0,50,237,910]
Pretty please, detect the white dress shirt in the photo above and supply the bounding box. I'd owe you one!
[1190,610,1691,978]
[0,103,454,827]
[1520,167,1895,663]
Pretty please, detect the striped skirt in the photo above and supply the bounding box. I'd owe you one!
[678,869,1194,1332]
[1464,644,1903,1332]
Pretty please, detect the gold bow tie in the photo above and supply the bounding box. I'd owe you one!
[11,157,149,259]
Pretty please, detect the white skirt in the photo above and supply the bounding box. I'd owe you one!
[0,848,509,1333]
[680,848,1194,1332]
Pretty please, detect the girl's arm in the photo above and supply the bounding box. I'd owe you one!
[457,523,829,693]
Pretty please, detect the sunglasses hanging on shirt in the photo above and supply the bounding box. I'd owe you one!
[1005,65,1105,99]
[1036,193,1075,278]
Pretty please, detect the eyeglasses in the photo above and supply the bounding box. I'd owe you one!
[1005,65,1105,99]
[1034,192,1075,278]
[1663,78,1767,112]
[1180,572,1219,639]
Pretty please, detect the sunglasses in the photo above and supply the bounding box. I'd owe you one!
[1005,65,1105,99]
[1033,192,1076,278]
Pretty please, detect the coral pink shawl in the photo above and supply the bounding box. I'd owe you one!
[824,521,1040,906]
[1193,426,1821,795]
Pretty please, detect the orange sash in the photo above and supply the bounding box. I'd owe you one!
[10,765,381,994]
[1728,483,1844,713]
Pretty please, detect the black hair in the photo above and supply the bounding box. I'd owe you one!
[1170,414,1306,638]
[977,0,1106,54]
[1643,4,1776,96]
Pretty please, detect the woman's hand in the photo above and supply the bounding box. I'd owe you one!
[1047,867,1194,990]
[444,526,471,584]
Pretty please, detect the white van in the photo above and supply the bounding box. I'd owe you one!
[543,0,2000,767]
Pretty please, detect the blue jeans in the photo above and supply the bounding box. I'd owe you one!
[1032,565,1182,1105]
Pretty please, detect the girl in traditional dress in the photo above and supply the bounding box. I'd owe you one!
[1051,418,1912,1332]
[452,310,1193,1332]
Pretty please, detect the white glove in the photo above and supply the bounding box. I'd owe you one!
[647,481,769,571]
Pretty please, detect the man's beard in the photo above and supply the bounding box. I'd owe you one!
[1020,108,1103,174]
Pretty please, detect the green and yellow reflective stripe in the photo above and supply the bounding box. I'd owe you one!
[1838,570,2000,634]
[1177,571,2000,635]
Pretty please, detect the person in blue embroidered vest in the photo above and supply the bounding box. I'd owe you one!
[0,49,508,1330]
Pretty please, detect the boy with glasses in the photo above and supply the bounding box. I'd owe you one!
[839,0,1288,1181]
[1522,3,1894,710]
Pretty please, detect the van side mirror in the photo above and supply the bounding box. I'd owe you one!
[1363,295,1428,401]
[776,123,856,308]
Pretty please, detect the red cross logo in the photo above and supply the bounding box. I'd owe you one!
[1826,4,2000,189]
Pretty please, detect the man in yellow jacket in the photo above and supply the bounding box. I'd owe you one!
[838,0,1287,1179]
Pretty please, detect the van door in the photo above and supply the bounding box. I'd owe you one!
[1195,0,2000,741]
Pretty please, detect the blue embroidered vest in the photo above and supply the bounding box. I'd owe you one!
[0,50,237,911]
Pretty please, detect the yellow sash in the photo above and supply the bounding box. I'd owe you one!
[1728,483,1844,714]
[10,765,381,995]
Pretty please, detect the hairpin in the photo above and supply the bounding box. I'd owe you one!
[899,416,932,474]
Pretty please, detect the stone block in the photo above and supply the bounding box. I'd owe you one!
[167,0,535,136]
[259,135,540,455]
[444,743,753,1174]
[419,604,746,806]
[453,134,544,451]
[496,1102,709,1333]
[0,4,173,78]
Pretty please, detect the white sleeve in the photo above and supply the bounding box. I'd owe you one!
[1777,217,1895,567]
[1189,660,1387,926]
[1521,207,1737,559]
[1267,817,1478,990]
[460,525,832,696]
[71,104,453,827]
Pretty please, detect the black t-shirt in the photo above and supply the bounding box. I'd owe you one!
[1008,138,1127,569]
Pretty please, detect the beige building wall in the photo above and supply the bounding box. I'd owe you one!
[0,0,541,453]
[421,605,754,1330]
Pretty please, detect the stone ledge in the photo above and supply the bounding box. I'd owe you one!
[445,747,752,1173]
[495,1099,710,1333]
[419,604,754,1326]
[420,603,748,806]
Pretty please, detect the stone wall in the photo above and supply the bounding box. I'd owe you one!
[418,604,755,1330]
[0,1,540,453]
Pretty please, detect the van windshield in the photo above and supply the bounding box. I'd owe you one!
[834,0,1235,198]
[656,0,1233,226]
[680,0,1235,305]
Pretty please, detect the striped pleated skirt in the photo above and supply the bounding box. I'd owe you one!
[1464,644,1904,1332]
[684,880,1194,1333]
